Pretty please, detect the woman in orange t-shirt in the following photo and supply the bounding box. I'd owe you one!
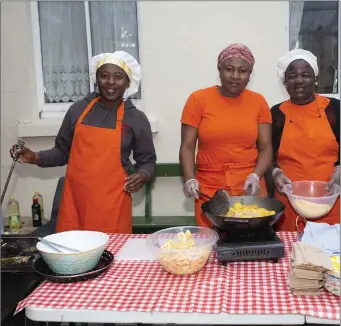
[179,43,273,227]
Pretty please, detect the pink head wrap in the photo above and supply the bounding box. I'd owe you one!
[217,43,255,70]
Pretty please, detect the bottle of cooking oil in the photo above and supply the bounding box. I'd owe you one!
[33,191,45,222]
[7,196,21,232]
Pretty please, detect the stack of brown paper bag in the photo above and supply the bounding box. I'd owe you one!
[288,242,333,296]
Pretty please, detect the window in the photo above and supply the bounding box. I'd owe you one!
[289,1,339,95]
[32,1,140,119]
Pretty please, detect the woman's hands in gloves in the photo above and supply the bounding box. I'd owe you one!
[9,145,38,164]
[272,168,291,193]
[183,178,199,199]
[124,171,149,193]
[327,166,340,190]
[184,174,261,199]
[243,173,260,196]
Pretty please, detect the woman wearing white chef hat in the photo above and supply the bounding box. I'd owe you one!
[10,51,156,234]
[269,49,340,231]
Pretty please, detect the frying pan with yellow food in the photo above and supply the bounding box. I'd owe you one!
[201,196,285,232]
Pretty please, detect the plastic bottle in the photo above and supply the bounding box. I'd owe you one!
[33,191,45,222]
[32,196,43,227]
[7,196,21,232]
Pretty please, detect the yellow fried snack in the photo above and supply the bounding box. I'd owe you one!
[161,231,195,249]
[225,202,275,218]
[158,230,211,275]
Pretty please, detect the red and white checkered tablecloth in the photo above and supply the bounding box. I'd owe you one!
[15,232,340,320]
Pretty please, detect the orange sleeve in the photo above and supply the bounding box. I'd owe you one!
[180,93,203,128]
[257,97,272,124]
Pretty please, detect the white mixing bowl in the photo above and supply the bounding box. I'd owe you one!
[36,230,109,275]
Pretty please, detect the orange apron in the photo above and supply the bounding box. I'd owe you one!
[57,97,132,234]
[195,162,267,228]
[275,97,340,231]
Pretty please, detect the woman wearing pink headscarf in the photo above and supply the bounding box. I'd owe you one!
[179,43,273,227]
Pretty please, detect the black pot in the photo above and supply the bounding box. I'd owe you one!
[201,196,285,233]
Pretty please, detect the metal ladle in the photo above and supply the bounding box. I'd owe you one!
[197,189,231,216]
[245,184,253,205]
[0,140,25,206]
[38,237,81,253]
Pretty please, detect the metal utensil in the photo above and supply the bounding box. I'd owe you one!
[198,189,231,216]
[245,184,253,205]
[38,237,81,253]
[38,239,63,253]
[197,191,211,200]
[0,140,25,206]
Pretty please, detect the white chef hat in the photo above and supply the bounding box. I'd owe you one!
[277,49,319,82]
[90,51,141,99]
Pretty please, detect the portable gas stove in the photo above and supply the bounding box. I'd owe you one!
[215,225,284,264]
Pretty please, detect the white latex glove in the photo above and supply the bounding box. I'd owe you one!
[243,173,260,196]
[273,168,291,193]
[327,165,340,189]
[183,178,199,199]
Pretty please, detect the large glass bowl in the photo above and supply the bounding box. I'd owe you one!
[282,181,340,220]
[146,226,218,275]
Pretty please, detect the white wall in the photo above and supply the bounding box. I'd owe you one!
[0,1,289,219]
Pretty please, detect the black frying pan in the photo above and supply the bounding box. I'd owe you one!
[201,196,285,232]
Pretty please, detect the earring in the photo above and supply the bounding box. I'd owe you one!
[315,81,318,86]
